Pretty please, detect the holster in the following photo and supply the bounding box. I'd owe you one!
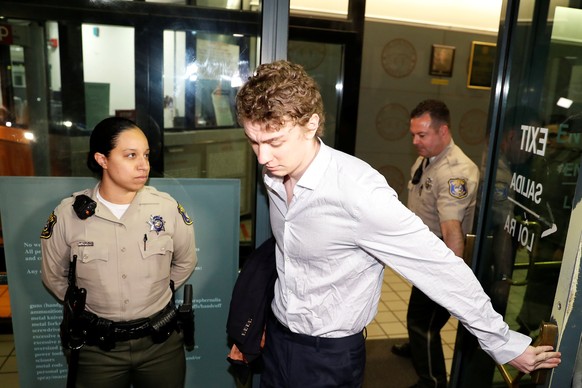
[60,255,87,350]
[61,254,86,388]
[177,284,195,351]
[60,290,87,350]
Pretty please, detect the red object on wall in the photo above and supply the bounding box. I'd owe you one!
[0,24,14,45]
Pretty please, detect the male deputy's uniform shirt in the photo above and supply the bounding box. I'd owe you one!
[40,183,197,322]
[263,139,530,364]
[407,139,479,237]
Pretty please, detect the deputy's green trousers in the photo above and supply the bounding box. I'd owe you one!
[75,331,185,388]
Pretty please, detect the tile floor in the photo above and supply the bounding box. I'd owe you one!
[0,282,18,387]
[366,266,459,377]
[0,332,18,387]
[0,267,459,388]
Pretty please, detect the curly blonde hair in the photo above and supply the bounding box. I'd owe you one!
[235,60,325,136]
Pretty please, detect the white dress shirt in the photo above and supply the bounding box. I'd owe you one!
[263,140,530,364]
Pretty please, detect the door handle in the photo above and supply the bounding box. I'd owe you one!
[530,322,558,384]
[497,321,558,387]
[462,234,475,266]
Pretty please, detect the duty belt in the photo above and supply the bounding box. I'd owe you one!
[80,303,177,350]
[109,318,152,341]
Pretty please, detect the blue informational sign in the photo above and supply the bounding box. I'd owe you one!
[0,177,240,387]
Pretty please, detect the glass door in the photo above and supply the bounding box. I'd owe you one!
[453,1,582,387]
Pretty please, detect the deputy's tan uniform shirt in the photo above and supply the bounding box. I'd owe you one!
[41,183,197,322]
[407,140,479,237]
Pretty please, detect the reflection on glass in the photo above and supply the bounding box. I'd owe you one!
[163,31,252,130]
[0,25,29,129]
[143,0,254,11]
[288,40,343,147]
[194,38,239,127]
[162,29,257,242]
[0,19,53,177]
[1,45,27,128]
[290,0,348,19]
[139,0,351,17]
[47,21,63,128]
[163,30,186,129]
[82,24,136,130]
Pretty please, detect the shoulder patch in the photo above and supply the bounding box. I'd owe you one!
[40,211,57,239]
[177,203,193,225]
[448,178,468,199]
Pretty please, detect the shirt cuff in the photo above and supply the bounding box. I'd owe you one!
[487,330,532,364]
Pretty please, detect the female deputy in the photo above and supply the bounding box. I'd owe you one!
[40,117,197,388]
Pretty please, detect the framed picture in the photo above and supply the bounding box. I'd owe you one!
[467,41,497,90]
[429,44,455,77]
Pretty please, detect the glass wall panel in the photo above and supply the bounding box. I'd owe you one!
[0,1,263,248]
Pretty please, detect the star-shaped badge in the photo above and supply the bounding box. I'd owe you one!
[148,215,166,234]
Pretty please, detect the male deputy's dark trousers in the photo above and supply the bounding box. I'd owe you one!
[260,315,366,388]
[407,286,450,388]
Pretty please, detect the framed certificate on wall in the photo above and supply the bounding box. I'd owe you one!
[429,44,455,77]
[467,41,497,90]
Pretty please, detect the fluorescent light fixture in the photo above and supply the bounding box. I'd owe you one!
[186,63,199,82]
[557,97,573,109]
[231,73,243,88]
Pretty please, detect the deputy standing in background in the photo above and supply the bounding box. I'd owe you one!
[40,117,197,388]
[235,60,559,388]
[391,99,480,388]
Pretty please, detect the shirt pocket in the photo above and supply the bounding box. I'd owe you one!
[140,235,173,282]
[73,245,109,281]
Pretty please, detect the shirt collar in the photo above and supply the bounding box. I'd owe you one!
[430,138,454,164]
[296,138,330,190]
[263,138,330,192]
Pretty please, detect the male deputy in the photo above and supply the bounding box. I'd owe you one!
[234,60,560,388]
[392,99,479,388]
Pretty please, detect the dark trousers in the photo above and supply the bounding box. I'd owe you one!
[407,286,450,388]
[75,331,185,388]
[260,316,366,388]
